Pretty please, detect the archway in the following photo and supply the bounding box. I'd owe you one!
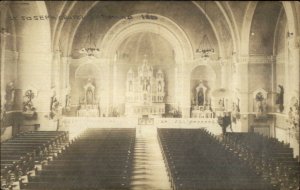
[99,13,194,63]
[2,2,53,129]
[190,65,216,118]
[98,13,195,117]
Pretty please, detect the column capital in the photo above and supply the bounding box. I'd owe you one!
[236,55,249,65]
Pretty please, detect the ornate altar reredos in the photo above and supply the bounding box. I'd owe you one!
[77,78,100,117]
[191,82,214,118]
[125,57,165,116]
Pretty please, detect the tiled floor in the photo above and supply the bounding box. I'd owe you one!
[130,126,172,190]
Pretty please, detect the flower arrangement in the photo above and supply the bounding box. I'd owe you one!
[22,90,37,120]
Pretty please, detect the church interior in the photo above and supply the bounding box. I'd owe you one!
[1,1,300,190]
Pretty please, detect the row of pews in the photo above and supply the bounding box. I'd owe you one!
[1,131,69,190]
[22,128,135,190]
[158,128,277,190]
[224,132,299,190]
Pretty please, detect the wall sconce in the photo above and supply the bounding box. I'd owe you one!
[287,32,294,38]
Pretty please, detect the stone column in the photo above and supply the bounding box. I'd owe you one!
[287,41,300,98]
[1,5,8,111]
[16,51,52,128]
[220,59,227,89]
[59,57,69,108]
[101,60,111,117]
[174,63,185,117]
[52,51,61,90]
[112,61,117,107]
[181,63,191,118]
[270,56,277,112]
[236,56,250,132]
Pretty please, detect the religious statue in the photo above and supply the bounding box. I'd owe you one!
[86,87,93,104]
[231,98,241,123]
[276,85,284,112]
[65,94,71,110]
[84,78,95,105]
[287,97,299,130]
[197,88,204,106]
[129,81,133,92]
[195,82,207,106]
[158,81,162,92]
[4,81,15,110]
[255,92,267,118]
[146,81,151,92]
[50,91,61,120]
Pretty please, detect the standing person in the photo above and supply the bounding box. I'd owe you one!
[218,112,232,136]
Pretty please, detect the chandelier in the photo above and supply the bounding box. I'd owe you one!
[196,2,215,59]
[196,34,215,58]
[79,47,100,57]
[79,16,100,57]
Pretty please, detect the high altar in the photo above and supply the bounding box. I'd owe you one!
[125,57,165,116]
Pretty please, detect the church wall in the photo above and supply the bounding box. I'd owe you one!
[274,9,287,97]
[248,64,272,93]
[249,2,281,55]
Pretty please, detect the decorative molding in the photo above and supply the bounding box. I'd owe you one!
[248,55,275,64]
[69,57,109,65]
[4,50,18,60]
[236,55,249,64]
[275,53,285,64]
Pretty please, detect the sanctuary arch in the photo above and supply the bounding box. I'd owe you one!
[98,13,206,118]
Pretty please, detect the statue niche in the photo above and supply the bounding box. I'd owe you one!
[85,80,95,105]
[195,82,207,106]
[77,78,100,117]
[191,81,213,118]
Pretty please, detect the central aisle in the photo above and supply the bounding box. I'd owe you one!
[130,126,172,190]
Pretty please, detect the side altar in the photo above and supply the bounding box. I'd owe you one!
[125,57,165,116]
[77,78,100,117]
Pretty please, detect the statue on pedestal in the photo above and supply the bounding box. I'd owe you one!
[84,78,95,105]
[276,85,284,112]
[4,81,15,110]
[195,82,207,106]
[254,91,267,119]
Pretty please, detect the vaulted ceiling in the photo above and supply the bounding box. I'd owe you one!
[1,1,299,59]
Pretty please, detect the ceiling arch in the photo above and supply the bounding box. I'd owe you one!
[53,1,224,59]
[241,1,299,55]
[99,13,194,63]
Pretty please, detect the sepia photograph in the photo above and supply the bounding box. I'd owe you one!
[0,1,299,190]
